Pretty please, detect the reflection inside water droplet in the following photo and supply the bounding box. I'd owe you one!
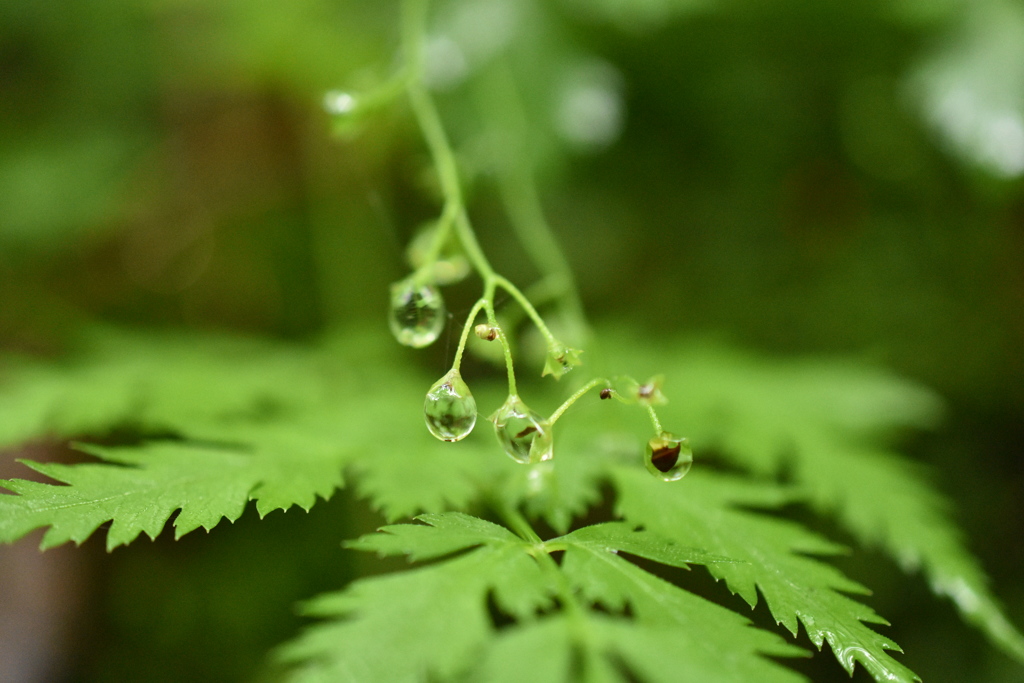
[645,432,692,482]
[389,278,446,348]
[490,395,553,464]
[424,369,477,442]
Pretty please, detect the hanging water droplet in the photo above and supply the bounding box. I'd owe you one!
[645,432,693,482]
[424,369,477,442]
[389,278,446,348]
[489,395,553,464]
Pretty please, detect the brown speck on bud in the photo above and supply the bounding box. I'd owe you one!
[638,383,654,399]
[600,388,612,400]
[474,324,498,341]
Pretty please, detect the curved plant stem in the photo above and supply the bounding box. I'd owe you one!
[493,275,558,347]
[483,294,518,396]
[491,497,595,672]
[451,298,487,370]
[476,62,589,342]
[646,405,664,434]
[549,378,608,425]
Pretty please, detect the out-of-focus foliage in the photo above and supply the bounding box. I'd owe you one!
[1,323,1021,680]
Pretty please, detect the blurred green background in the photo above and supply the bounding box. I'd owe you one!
[1,0,1022,681]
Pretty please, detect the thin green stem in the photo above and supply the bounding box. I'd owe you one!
[401,0,458,282]
[407,88,461,210]
[533,542,593,675]
[451,298,487,370]
[493,275,558,346]
[483,296,517,396]
[549,378,608,425]
[402,0,496,284]
[341,67,414,114]
[400,0,428,76]
[476,62,589,342]
[454,210,497,281]
[646,405,663,434]
[490,497,590,651]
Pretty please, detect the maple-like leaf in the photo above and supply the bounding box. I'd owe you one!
[1,325,1022,680]
[278,512,805,683]
[0,439,346,551]
[613,468,918,682]
[618,335,1024,662]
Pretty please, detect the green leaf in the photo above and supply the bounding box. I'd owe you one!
[558,520,731,567]
[560,546,805,683]
[1,324,1020,676]
[618,335,1024,663]
[279,512,806,683]
[0,326,497,546]
[346,512,521,561]
[613,468,919,682]
[0,438,346,551]
[0,327,330,448]
[279,545,544,683]
[797,443,1024,662]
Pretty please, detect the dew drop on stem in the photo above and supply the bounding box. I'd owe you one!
[424,369,477,441]
[490,395,553,464]
[389,277,445,348]
[645,432,693,481]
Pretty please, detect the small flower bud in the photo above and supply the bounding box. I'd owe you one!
[542,343,583,380]
[474,324,499,341]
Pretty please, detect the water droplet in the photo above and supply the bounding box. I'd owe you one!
[389,278,446,348]
[490,395,553,464]
[645,432,693,482]
[424,369,477,442]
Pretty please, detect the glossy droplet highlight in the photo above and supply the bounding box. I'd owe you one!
[424,369,477,442]
[389,278,445,348]
[490,395,553,464]
[645,432,693,482]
